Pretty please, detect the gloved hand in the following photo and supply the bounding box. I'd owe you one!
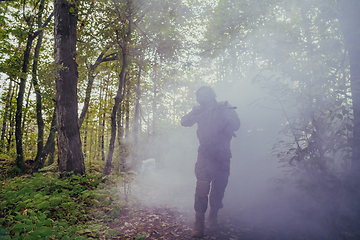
[191,105,204,115]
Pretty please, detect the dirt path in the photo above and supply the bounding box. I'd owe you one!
[108,204,253,240]
[109,170,254,240]
[108,168,346,240]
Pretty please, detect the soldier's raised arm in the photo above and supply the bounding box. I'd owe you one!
[181,106,203,127]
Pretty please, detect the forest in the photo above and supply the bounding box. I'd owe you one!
[1,0,360,239]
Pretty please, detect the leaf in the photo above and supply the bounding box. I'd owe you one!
[12,223,26,231]
[30,226,52,237]
[61,202,69,208]
[58,221,68,227]
[15,214,25,221]
[37,201,50,210]
[38,213,47,221]
[0,226,11,240]
[24,224,34,232]
[43,219,53,227]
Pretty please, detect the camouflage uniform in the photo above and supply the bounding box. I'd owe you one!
[181,101,240,214]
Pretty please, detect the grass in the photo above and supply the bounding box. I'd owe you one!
[0,169,128,239]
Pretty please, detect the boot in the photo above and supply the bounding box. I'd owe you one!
[191,212,205,238]
[208,208,218,230]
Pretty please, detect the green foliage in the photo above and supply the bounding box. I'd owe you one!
[0,172,127,239]
[0,153,15,180]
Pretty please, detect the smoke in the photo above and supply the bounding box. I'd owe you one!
[128,74,347,239]
[126,1,357,239]
[130,126,197,214]
[129,77,289,230]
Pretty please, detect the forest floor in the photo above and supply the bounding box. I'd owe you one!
[103,168,356,240]
[103,170,319,240]
[106,203,249,240]
[106,172,252,240]
[1,160,357,240]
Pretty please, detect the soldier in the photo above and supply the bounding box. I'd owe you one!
[181,86,240,238]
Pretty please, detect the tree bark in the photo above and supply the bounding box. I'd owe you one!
[99,69,111,162]
[33,0,46,164]
[7,84,17,152]
[15,0,52,171]
[15,33,36,171]
[103,1,132,175]
[78,46,116,128]
[33,107,56,171]
[125,82,130,140]
[133,67,141,145]
[83,113,88,159]
[103,59,129,175]
[54,0,85,176]
[152,61,157,133]
[116,102,127,170]
[131,67,141,168]
[0,80,12,152]
[22,81,32,140]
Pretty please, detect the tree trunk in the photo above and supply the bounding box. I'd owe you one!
[83,115,88,159]
[7,84,17,152]
[133,68,141,140]
[79,47,116,128]
[152,61,157,133]
[79,69,95,129]
[22,82,32,141]
[99,69,110,162]
[33,107,56,171]
[54,0,85,176]
[103,0,132,176]
[117,103,122,145]
[33,34,45,163]
[116,102,127,170]
[103,61,129,175]
[14,0,51,171]
[125,83,130,140]
[33,0,46,164]
[339,0,360,176]
[15,33,36,171]
[131,67,141,168]
[1,80,12,152]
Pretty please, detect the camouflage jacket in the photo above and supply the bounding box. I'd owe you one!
[181,101,240,158]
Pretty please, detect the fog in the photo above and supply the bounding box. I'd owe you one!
[123,1,356,239]
[129,77,321,239]
[126,66,356,239]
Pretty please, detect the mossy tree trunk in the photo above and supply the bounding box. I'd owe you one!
[54,0,85,176]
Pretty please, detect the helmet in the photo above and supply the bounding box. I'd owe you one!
[196,86,216,106]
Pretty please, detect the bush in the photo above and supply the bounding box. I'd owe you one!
[0,172,126,239]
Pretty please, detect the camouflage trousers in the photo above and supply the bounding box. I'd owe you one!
[194,145,230,213]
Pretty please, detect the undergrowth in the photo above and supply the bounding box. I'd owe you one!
[0,171,128,239]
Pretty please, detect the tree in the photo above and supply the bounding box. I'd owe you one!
[32,0,50,166]
[54,0,85,176]
[14,0,53,171]
[0,80,12,152]
[103,0,132,176]
[33,107,57,171]
[338,0,360,177]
